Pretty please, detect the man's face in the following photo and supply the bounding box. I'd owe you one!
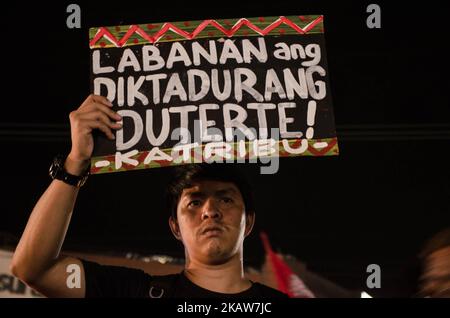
[169,180,254,265]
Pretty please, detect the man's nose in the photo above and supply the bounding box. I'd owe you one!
[201,198,222,220]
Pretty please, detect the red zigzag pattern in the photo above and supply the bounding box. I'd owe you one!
[90,16,323,48]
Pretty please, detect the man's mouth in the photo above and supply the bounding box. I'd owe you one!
[202,225,223,236]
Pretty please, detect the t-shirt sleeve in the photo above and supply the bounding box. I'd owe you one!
[81,259,152,297]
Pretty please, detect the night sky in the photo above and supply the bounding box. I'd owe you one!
[1,0,449,297]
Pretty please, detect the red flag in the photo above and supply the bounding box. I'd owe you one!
[260,231,315,298]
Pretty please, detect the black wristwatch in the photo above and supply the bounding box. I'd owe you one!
[49,155,90,188]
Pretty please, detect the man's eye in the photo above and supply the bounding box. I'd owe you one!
[188,200,201,207]
[221,197,233,203]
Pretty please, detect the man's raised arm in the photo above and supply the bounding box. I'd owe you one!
[10,95,122,297]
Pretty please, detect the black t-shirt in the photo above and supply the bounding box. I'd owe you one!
[81,259,288,298]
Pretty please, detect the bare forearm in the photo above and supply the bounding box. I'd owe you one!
[11,158,86,283]
[10,95,118,296]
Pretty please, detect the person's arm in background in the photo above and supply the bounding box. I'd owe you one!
[10,94,122,297]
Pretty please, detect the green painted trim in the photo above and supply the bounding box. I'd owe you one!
[90,137,338,174]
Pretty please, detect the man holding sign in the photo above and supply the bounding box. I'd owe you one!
[10,15,337,297]
[10,93,286,297]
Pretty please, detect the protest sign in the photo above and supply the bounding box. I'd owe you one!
[89,15,338,174]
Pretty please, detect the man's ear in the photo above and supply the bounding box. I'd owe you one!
[169,216,182,241]
[244,211,255,237]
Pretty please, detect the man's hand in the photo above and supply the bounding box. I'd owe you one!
[66,94,122,175]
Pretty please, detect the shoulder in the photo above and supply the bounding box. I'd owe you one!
[253,283,289,298]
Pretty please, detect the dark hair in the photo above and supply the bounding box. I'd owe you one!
[166,163,255,219]
[419,227,450,259]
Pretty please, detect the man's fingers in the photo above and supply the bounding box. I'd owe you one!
[72,94,122,140]
[79,102,122,121]
[80,94,113,109]
[93,103,122,121]
[85,120,115,140]
[78,111,122,130]
[78,101,121,121]
[91,94,113,107]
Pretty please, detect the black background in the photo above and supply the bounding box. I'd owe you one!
[1,0,449,297]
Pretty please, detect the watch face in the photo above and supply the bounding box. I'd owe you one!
[49,162,57,178]
[49,156,63,179]
[78,175,88,187]
[49,155,89,187]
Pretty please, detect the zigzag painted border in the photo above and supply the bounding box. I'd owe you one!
[89,15,324,49]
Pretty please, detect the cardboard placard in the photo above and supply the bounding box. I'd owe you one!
[89,15,338,174]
